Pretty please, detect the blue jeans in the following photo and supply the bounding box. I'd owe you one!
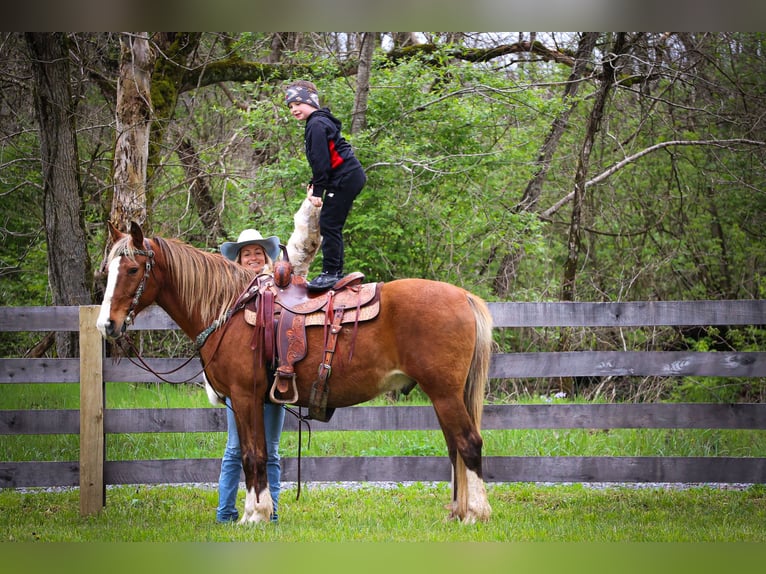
[216,397,285,522]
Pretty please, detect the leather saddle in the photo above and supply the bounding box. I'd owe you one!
[240,254,381,420]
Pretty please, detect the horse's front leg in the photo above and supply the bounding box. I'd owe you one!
[231,391,272,524]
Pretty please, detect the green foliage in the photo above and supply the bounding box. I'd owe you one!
[0,131,49,306]
[230,47,565,294]
[669,326,766,402]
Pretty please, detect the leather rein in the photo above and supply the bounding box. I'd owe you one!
[112,242,312,499]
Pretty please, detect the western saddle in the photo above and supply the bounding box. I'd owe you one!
[238,252,381,421]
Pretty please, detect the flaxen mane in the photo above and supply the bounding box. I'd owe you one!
[109,235,256,326]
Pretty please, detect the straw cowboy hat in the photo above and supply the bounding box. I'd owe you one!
[220,229,280,262]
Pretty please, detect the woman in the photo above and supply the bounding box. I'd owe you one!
[216,228,285,523]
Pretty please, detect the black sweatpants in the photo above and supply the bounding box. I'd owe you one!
[318,166,366,273]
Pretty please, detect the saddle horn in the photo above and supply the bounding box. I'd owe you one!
[273,244,293,288]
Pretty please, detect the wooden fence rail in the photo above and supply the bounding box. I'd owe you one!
[1,301,765,516]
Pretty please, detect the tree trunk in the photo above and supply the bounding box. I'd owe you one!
[25,32,93,358]
[517,32,599,213]
[111,32,155,232]
[562,32,628,302]
[177,138,225,242]
[492,32,599,298]
[351,32,377,135]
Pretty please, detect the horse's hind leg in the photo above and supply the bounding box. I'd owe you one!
[231,393,273,524]
[432,398,491,524]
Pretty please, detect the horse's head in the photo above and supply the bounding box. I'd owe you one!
[96,221,159,340]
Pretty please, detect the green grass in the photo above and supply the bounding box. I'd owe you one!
[2,482,766,542]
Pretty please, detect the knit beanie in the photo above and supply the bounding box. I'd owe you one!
[285,85,320,109]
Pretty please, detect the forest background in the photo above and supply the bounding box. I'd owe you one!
[1,32,765,400]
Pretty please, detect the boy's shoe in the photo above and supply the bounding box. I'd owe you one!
[307,271,342,291]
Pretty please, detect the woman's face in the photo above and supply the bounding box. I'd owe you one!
[238,244,267,272]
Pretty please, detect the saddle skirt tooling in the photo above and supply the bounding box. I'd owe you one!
[240,260,381,420]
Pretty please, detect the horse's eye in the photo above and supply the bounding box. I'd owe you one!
[127,267,139,276]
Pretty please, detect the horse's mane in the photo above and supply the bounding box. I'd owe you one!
[108,235,256,326]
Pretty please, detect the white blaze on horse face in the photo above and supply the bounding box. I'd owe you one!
[96,257,121,337]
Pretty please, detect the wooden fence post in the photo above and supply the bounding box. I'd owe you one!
[79,305,104,516]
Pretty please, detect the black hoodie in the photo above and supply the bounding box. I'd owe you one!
[304,107,364,197]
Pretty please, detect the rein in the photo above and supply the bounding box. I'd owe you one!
[283,406,313,500]
[117,336,203,384]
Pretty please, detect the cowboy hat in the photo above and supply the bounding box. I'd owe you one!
[220,229,280,262]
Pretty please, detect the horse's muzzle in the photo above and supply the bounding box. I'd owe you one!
[99,319,126,340]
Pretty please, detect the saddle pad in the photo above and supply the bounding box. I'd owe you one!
[304,300,380,326]
[245,300,380,327]
[244,307,259,326]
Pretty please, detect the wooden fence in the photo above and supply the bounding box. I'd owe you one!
[1,300,765,516]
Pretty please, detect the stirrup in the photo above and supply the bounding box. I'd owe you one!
[270,372,298,404]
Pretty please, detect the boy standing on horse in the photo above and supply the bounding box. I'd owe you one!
[285,80,367,291]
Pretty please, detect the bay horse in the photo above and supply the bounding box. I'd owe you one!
[96,222,493,524]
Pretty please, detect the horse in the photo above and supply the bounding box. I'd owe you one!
[96,221,493,524]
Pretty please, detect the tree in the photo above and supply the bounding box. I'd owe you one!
[25,32,92,357]
[351,32,377,135]
[493,32,599,297]
[110,32,155,232]
[561,33,628,302]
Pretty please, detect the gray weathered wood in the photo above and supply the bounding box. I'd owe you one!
[481,403,766,430]
[0,409,80,434]
[104,408,227,433]
[4,403,765,436]
[490,351,766,378]
[4,350,763,385]
[102,456,766,484]
[103,358,205,384]
[3,300,764,331]
[0,461,80,487]
[0,358,80,383]
[0,306,80,331]
[482,456,766,483]
[2,301,765,491]
[488,300,766,328]
[4,456,764,487]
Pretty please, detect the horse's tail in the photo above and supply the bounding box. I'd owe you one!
[464,293,493,429]
[452,292,494,522]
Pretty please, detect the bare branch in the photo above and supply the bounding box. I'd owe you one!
[542,138,766,219]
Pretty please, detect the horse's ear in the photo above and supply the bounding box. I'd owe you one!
[128,221,145,247]
[107,220,124,243]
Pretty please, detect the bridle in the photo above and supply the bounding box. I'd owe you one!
[118,241,155,328]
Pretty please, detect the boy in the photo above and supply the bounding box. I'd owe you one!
[285,80,367,291]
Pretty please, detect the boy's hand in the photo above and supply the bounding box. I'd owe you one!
[307,184,323,207]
